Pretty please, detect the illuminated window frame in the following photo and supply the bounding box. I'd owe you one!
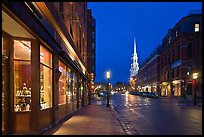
[195,23,199,32]
[58,60,67,105]
[40,45,53,110]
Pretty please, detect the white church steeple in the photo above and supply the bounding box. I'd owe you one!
[130,37,139,77]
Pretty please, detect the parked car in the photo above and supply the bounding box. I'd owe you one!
[142,92,149,97]
[129,91,134,95]
[121,90,126,94]
[148,92,158,98]
[139,92,158,98]
[129,91,139,95]
[98,91,108,97]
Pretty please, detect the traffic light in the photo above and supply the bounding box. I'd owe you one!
[90,80,95,90]
[91,85,94,89]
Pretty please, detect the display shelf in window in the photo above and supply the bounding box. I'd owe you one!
[15,83,31,112]
[40,86,49,109]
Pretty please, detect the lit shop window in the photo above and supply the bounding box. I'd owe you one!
[58,60,66,105]
[40,45,52,110]
[80,81,84,100]
[14,40,31,112]
[2,38,5,55]
[79,79,82,100]
[195,23,199,32]
[73,72,77,102]
[66,68,72,103]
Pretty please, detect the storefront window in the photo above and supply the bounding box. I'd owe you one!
[14,40,31,112]
[2,37,6,55]
[58,60,66,105]
[66,68,72,103]
[2,36,8,132]
[40,45,52,110]
[2,37,4,132]
[79,79,82,100]
[73,72,77,102]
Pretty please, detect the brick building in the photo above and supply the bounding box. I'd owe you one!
[160,10,202,97]
[113,82,131,92]
[2,2,95,134]
[136,45,162,95]
[136,10,202,98]
[87,9,96,96]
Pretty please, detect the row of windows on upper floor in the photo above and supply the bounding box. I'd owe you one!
[139,18,201,71]
[161,43,192,69]
[137,65,181,82]
[139,42,193,72]
[60,2,87,23]
[161,66,181,81]
[25,2,88,62]
[163,23,200,47]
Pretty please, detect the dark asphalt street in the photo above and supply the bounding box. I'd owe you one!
[94,92,202,135]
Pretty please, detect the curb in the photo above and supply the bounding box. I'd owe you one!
[110,105,141,135]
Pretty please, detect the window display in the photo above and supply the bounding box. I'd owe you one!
[58,60,66,105]
[79,79,82,100]
[40,45,52,110]
[73,72,77,102]
[15,83,31,111]
[14,40,31,112]
[66,68,72,103]
[2,37,8,132]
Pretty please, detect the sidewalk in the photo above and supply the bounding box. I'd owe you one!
[159,96,202,106]
[178,96,202,106]
[41,102,127,135]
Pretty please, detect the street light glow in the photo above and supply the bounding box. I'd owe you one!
[105,70,111,107]
[192,73,198,79]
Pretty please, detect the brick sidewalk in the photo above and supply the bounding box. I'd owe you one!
[41,103,126,135]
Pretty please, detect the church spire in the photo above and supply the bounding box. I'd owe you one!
[130,37,139,77]
[134,37,136,56]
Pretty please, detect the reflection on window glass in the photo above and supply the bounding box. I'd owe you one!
[14,40,31,112]
[2,37,5,131]
[73,72,77,102]
[40,45,52,67]
[79,79,82,100]
[14,40,31,60]
[59,60,66,105]
[2,38,4,55]
[40,45,52,110]
[67,68,72,103]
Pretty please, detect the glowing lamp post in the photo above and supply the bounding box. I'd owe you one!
[106,71,111,107]
[192,73,198,105]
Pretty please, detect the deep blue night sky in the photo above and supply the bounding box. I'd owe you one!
[87,2,202,84]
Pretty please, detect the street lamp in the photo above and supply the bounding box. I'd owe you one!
[106,71,111,107]
[192,73,198,105]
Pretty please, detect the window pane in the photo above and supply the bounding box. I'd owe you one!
[14,40,31,60]
[92,43,95,49]
[78,79,82,100]
[73,72,77,101]
[40,64,52,109]
[66,68,72,103]
[14,61,31,112]
[40,45,52,68]
[14,40,31,112]
[59,61,66,105]
[195,24,199,32]
[2,38,5,55]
